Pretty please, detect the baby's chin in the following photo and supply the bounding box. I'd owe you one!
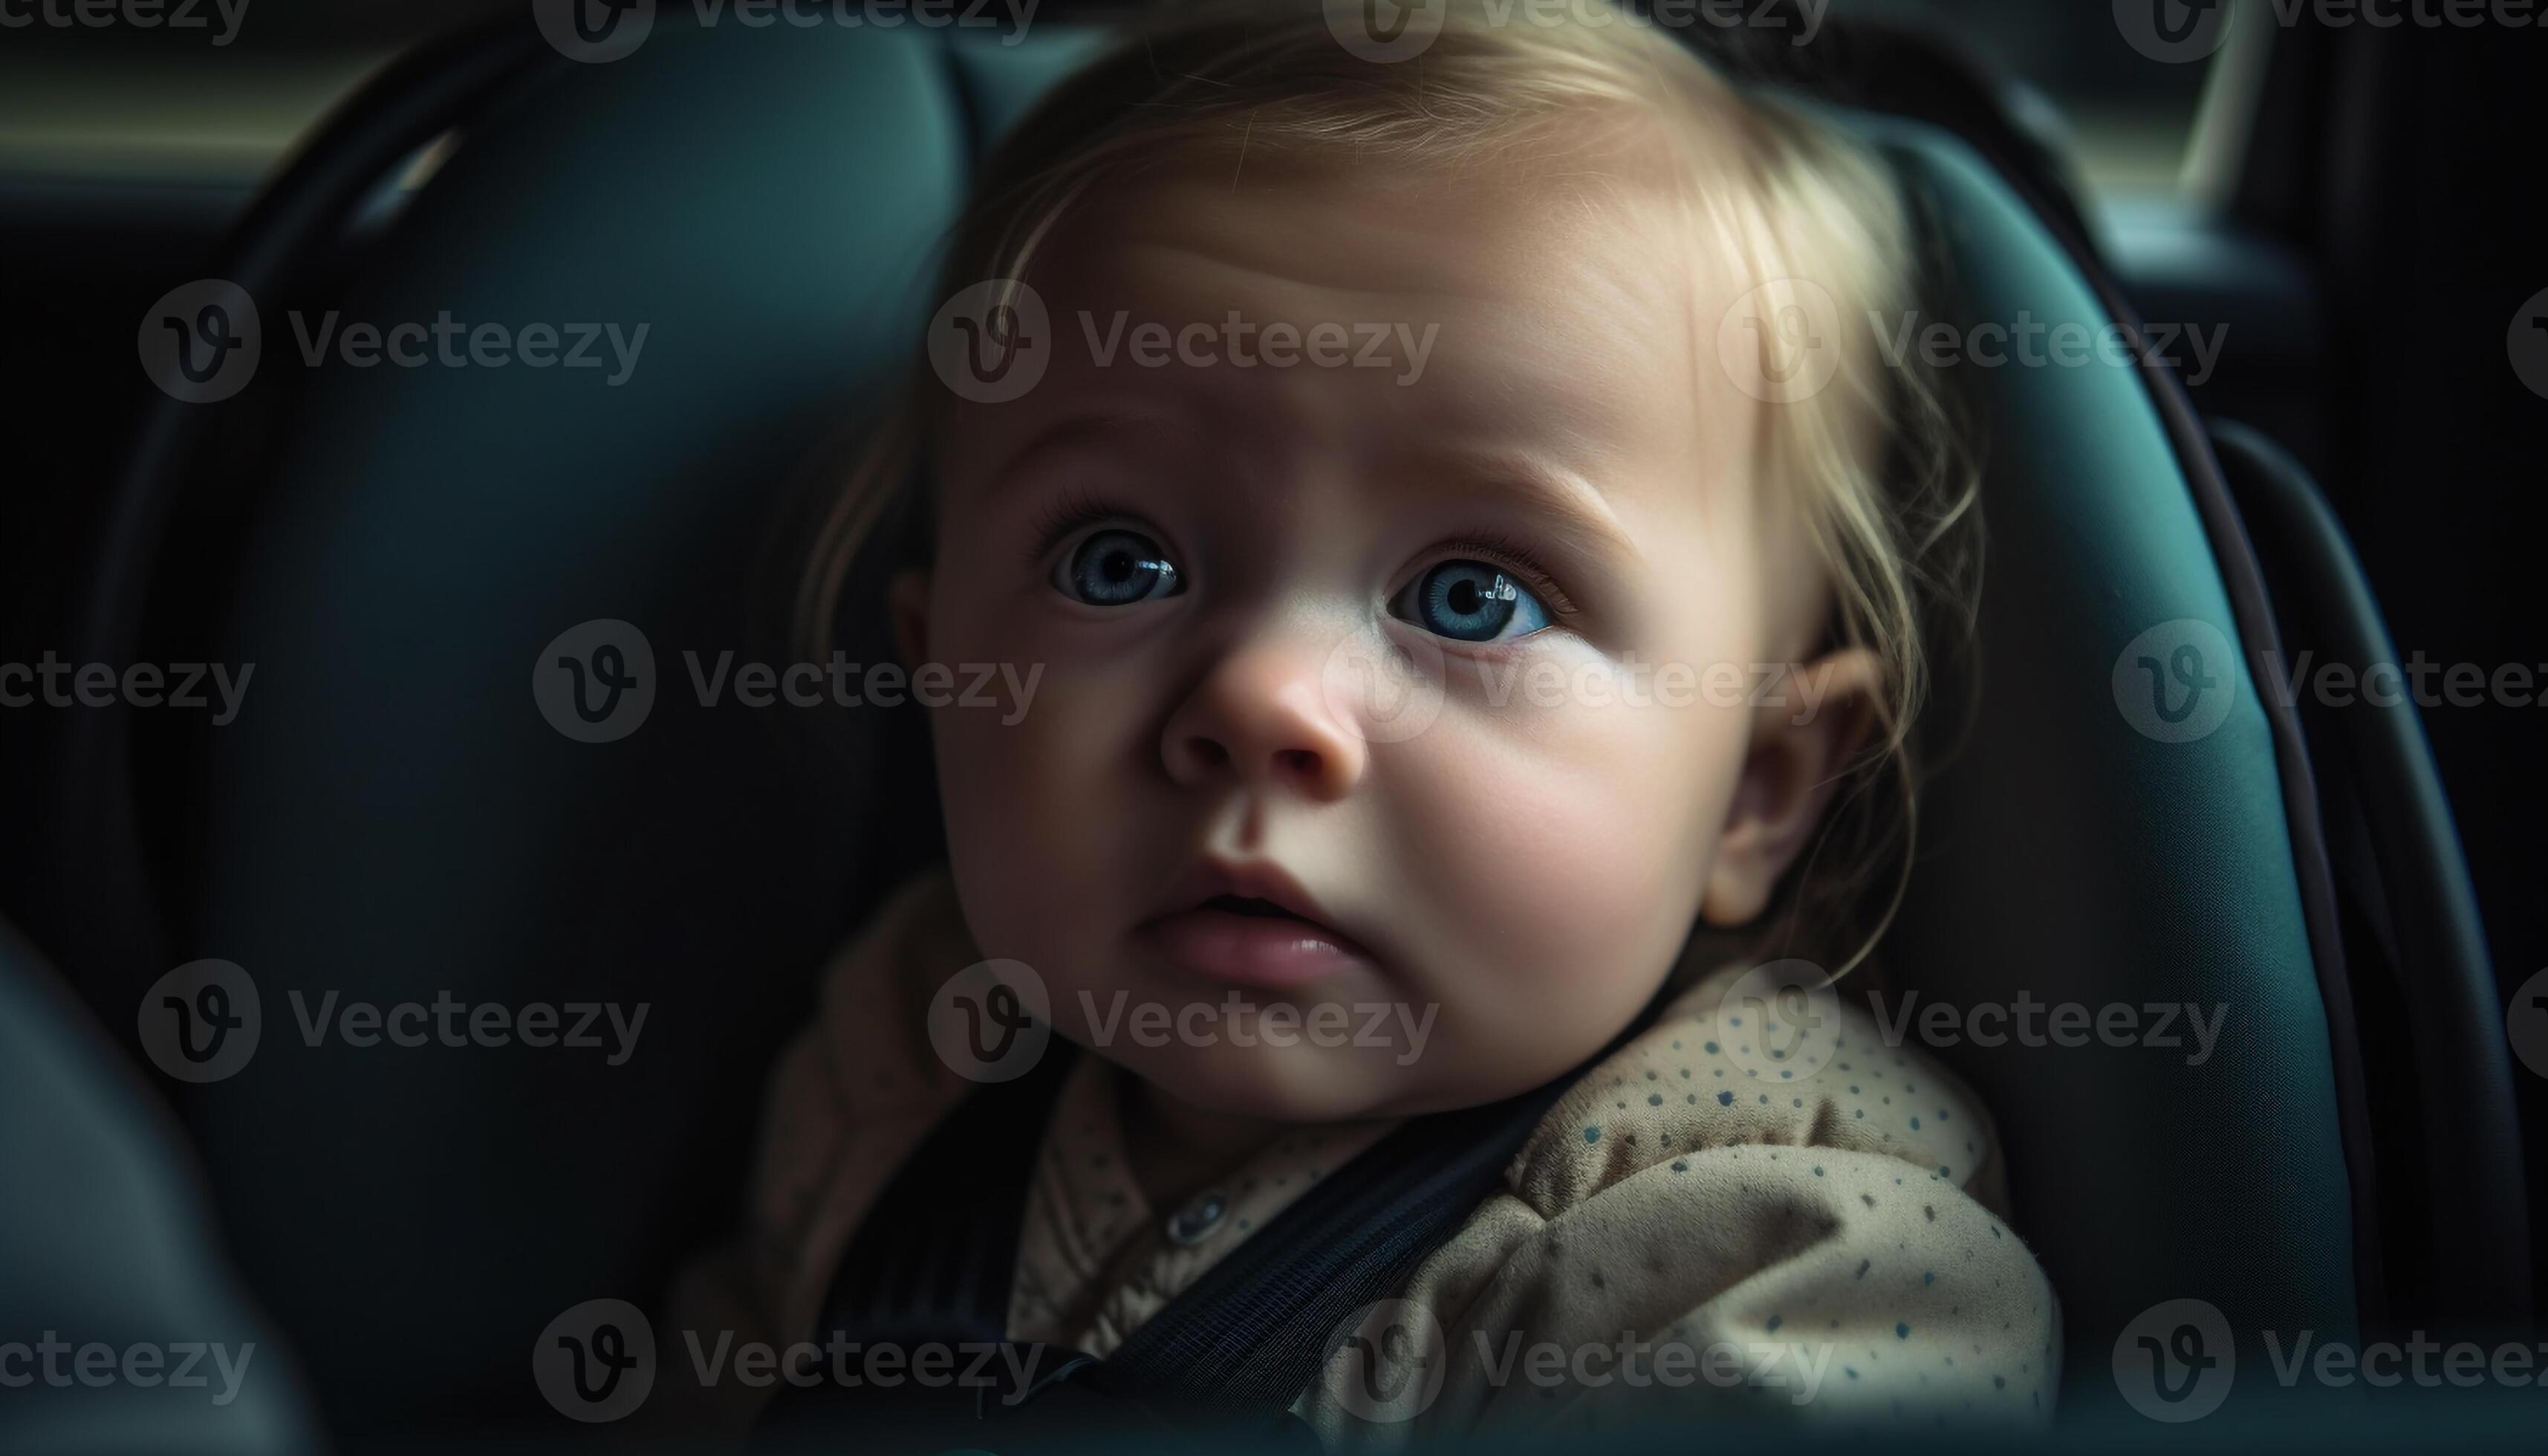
[1183,1046,1392,1123]
[1067,1024,1532,1127]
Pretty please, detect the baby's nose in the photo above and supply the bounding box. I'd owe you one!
[1160,649,1367,800]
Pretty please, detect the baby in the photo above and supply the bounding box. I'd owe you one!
[674,0,2058,1446]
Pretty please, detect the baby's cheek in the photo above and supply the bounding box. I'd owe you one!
[1384,695,1737,1079]
[929,659,1151,955]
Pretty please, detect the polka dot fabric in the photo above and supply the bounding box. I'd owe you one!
[674,876,2061,1449]
[1510,966,2008,1218]
[1301,963,2061,1448]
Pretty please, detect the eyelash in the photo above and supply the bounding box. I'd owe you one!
[1024,494,1580,623]
[1024,487,1147,571]
[1411,531,1581,623]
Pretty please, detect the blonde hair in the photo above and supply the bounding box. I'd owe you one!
[798,0,1980,978]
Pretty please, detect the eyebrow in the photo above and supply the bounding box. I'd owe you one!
[966,400,1197,502]
[965,404,1644,568]
[1411,446,1645,568]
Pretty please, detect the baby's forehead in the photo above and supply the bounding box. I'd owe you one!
[1046,119,1740,308]
[1021,139,1766,449]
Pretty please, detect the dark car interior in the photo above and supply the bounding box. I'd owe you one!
[3,1,2543,1451]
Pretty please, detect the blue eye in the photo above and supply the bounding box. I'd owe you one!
[1056,528,1183,606]
[1394,559,1552,643]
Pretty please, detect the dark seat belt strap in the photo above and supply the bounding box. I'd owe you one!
[766,996,1658,1443]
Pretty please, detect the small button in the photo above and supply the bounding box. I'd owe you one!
[1165,1191,1228,1247]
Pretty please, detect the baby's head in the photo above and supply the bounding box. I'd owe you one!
[809,0,1975,1124]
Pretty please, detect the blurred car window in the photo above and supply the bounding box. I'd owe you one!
[0,1,2222,198]
[1842,0,2223,195]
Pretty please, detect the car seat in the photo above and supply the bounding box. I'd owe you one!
[0,919,319,1456]
[34,5,2526,1443]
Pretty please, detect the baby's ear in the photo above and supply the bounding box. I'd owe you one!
[1700,646,1882,929]
[888,568,932,673]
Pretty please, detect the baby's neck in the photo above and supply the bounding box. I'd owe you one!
[1114,1065,1287,1212]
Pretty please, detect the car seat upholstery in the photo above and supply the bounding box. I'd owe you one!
[0,919,322,1455]
[1865,115,2362,1380]
[49,10,2464,1440]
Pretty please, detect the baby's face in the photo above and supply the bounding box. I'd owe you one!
[906,149,1867,1122]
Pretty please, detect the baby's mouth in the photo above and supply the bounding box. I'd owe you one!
[1137,891,1374,991]
[1201,892,1307,921]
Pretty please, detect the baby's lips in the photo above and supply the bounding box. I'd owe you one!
[1138,904,1371,991]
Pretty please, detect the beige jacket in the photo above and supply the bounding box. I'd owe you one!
[670,871,2061,1444]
